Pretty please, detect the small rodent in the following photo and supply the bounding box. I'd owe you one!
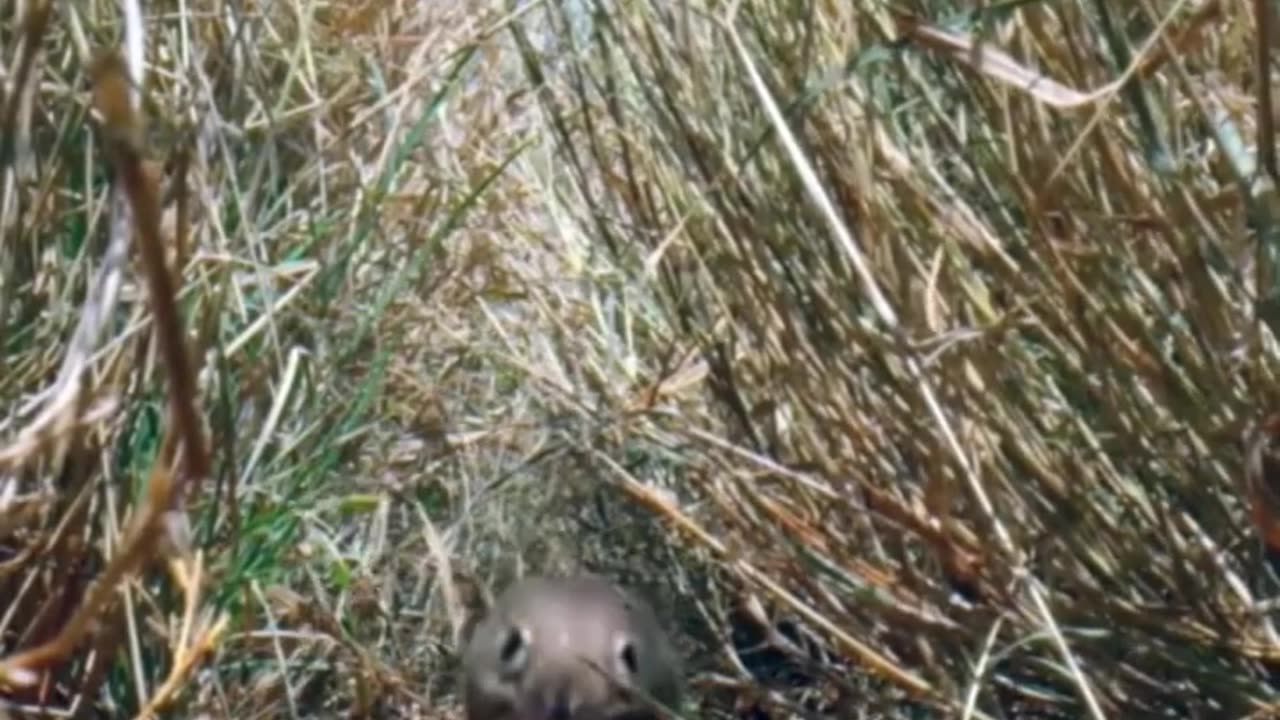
[461,575,682,720]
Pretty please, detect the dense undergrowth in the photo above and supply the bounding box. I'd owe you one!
[2,1,1279,718]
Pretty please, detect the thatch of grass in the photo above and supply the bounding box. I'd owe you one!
[4,0,1280,719]
[0,1,558,716]
[508,1,1280,718]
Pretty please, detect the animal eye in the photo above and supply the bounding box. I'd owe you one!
[617,638,639,676]
[499,625,529,674]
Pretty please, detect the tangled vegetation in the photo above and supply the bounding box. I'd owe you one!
[1,1,1278,718]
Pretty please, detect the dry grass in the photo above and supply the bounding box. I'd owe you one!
[1,0,1279,718]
